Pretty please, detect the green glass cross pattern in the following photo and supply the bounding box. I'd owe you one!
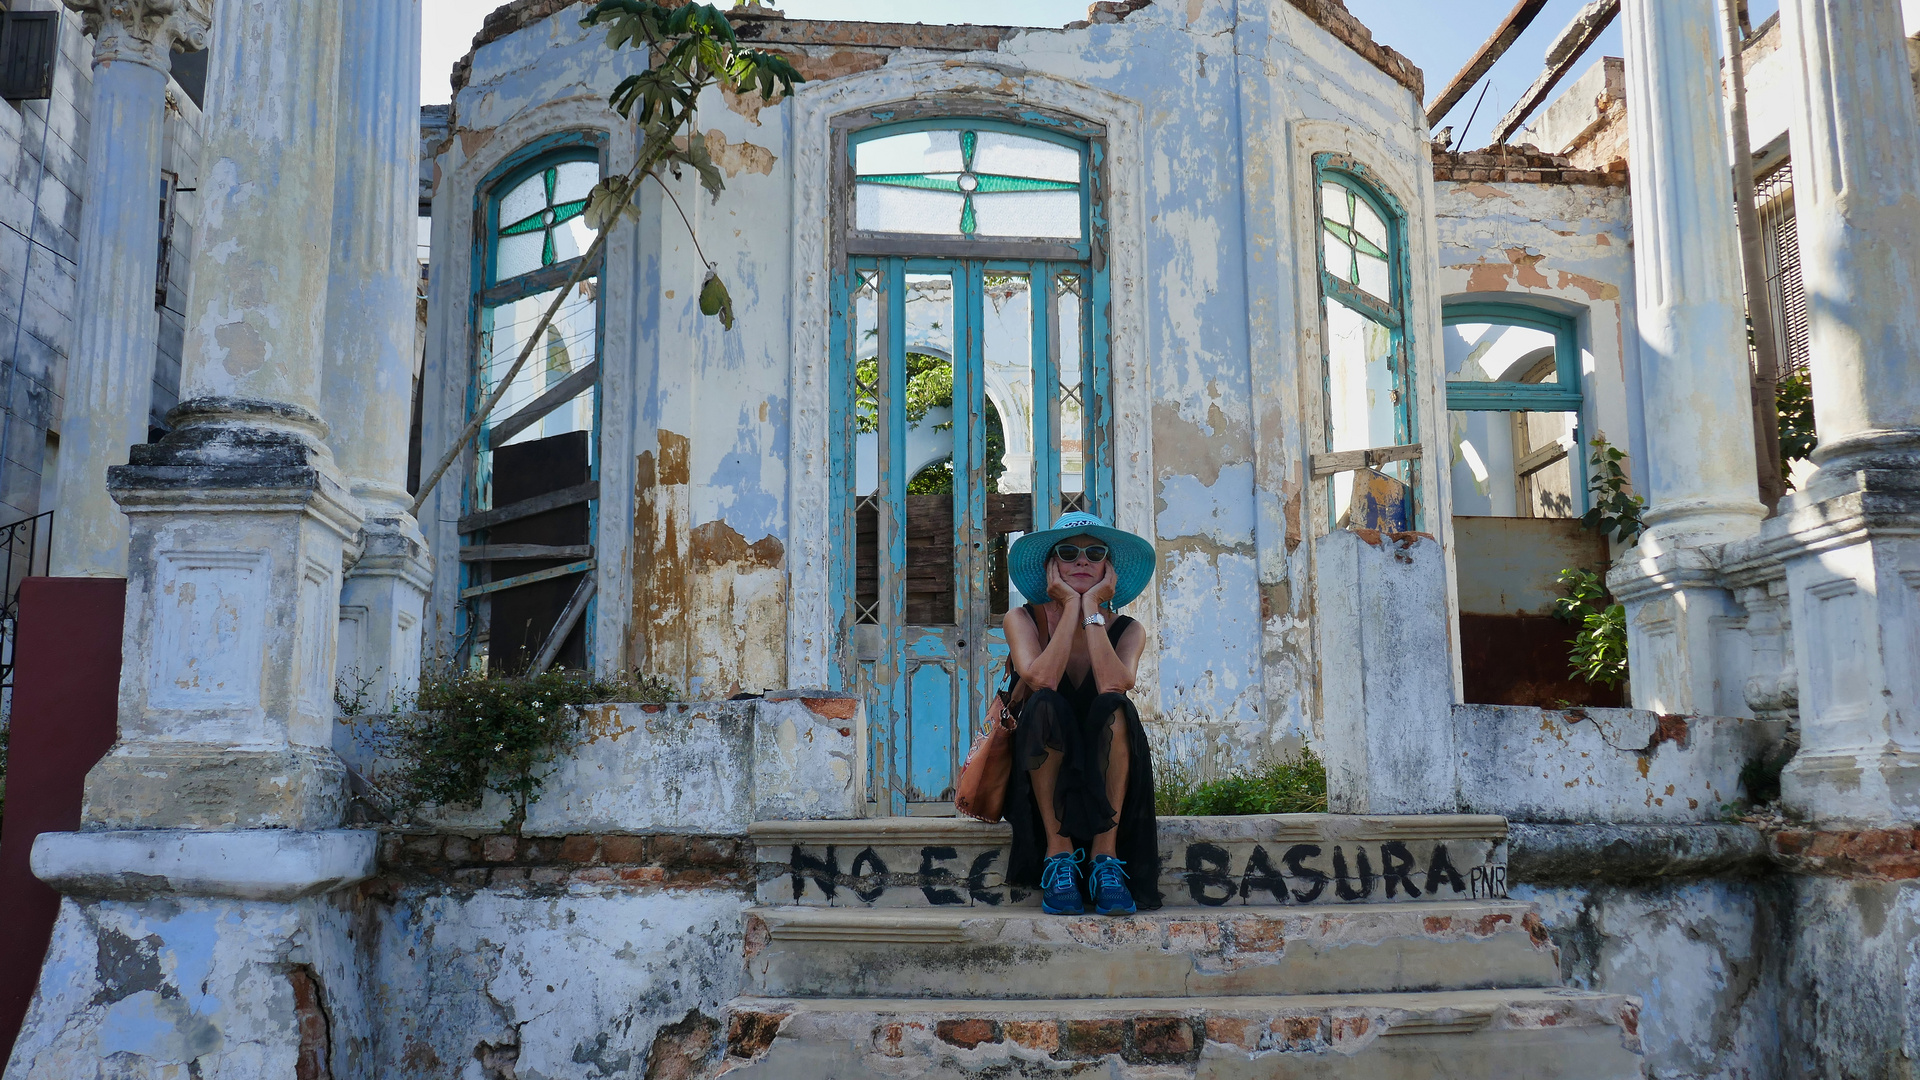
[859,130,1078,235]
[1323,187,1389,288]
[499,166,589,269]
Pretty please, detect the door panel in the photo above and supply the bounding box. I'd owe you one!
[843,257,1097,814]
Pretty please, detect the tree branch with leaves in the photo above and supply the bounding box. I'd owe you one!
[408,1,801,516]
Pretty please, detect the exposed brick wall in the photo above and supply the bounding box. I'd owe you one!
[371,830,753,892]
[1432,146,1627,188]
[1772,827,1920,880]
[1277,0,1422,99]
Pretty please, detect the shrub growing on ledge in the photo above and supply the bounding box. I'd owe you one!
[1553,568,1629,689]
[1156,748,1328,816]
[394,669,667,834]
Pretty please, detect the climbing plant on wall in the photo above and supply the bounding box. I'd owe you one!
[409,1,802,515]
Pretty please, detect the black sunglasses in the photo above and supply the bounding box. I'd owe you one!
[1051,544,1109,564]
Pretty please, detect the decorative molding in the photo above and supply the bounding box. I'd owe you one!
[784,61,1150,689]
[64,0,212,71]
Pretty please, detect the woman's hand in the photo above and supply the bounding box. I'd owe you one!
[1087,561,1117,610]
[1045,559,1081,609]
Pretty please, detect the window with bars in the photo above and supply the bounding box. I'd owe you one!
[1754,162,1809,378]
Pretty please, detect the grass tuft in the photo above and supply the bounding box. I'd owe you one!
[1155,746,1328,816]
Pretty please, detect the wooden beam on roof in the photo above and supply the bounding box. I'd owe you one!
[1424,0,1553,129]
[1490,0,1622,146]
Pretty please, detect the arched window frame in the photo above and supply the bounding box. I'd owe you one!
[1442,300,1589,515]
[828,107,1114,631]
[1313,154,1420,530]
[456,130,608,670]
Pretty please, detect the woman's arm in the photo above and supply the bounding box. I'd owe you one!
[1006,562,1081,692]
[1083,563,1145,693]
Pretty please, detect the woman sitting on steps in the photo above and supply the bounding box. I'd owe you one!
[1002,512,1161,915]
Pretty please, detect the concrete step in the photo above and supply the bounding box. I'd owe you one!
[719,989,1642,1079]
[750,814,1510,909]
[745,899,1562,999]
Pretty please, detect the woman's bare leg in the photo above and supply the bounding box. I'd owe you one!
[1090,710,1130,858]
[1028,748,1075,857]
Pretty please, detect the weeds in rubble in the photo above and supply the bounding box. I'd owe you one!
[371,668,669,834]
[1579,436,1646,546]
[1156,747,1328,816]
[1553,569,1629,689]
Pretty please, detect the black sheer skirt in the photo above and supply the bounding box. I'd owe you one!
[1004,685,1162,909]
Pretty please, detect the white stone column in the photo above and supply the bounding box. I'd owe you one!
[87,0,363,830]
[1608,0,1766,715]
[325,0,429,716]
[49,0,210,577]
[1774,0,1920,825]
[1619,0,1766,544]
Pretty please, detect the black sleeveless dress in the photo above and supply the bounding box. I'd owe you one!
[1003,602,1162,909]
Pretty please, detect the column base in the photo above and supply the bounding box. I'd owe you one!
[1765,443,1920,827]
[1782,749,1920,828]
[82,744,347,831]
[337,512,431,717]
[9,830,371,1080]
[1607,546,1751,717]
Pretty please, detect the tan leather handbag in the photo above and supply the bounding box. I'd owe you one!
[954,660,1020,823]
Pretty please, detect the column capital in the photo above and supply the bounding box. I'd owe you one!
[63,0,211,70]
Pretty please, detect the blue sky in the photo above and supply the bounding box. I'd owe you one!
[423,0,1775,144]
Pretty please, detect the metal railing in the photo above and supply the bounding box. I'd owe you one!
[0,509,51,692]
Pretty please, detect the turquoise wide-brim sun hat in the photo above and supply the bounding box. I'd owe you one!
[1007,512,1156,610]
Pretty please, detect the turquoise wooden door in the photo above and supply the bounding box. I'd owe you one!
[842,258,1100,812]
[829,117,1107,814]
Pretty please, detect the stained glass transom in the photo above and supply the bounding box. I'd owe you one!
[493,160,599,284]
[855,129,1082,240]
[1322,181,1391,303]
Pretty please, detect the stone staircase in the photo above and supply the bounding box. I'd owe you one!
[720,815,1642,1078]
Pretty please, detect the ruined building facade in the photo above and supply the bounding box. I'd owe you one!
[4,0,1920,1077]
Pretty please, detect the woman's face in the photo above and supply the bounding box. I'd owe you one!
[1049,534,1106,595]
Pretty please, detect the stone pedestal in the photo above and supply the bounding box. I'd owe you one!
[89,406,362,830]
[326,0,430,715]
[1313,529,1456,814]
[1608,547,1752,717]
[4,831,374,1080]
[49,0,212,577]
[1771,0,1920,826]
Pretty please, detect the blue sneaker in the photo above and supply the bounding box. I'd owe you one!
[1090,855,1136,916]
[1040,849,1085,915]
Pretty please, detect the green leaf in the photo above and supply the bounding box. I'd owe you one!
[669,131,727,201]
[699,269,735,330]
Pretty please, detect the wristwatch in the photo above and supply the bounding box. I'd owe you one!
[1083,612,1107,627]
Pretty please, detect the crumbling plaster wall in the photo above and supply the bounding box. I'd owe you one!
[362,884,745,1080]
[425,0,1441,760]
[1515,878,1787,1080]
[1433,173,1641,524]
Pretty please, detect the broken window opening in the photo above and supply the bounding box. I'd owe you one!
[460,139,607,675]
[1315,159,1418,533]
[1441,302,1586,521]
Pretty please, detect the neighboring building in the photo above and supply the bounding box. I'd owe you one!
[0,1,202,528]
